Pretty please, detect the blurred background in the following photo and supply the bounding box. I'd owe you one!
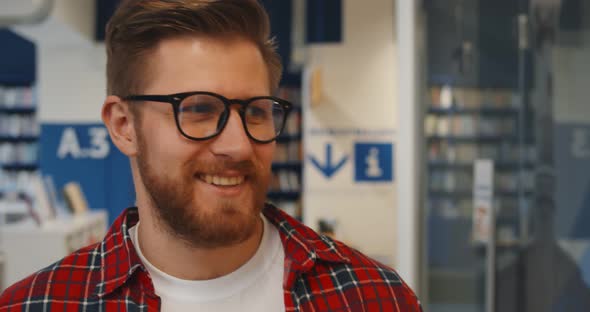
[0,0,589,311]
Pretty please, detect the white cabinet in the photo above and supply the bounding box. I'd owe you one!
[0,210,107,290]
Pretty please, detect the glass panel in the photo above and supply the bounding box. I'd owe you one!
[422,1,590,311]
[422,1,524,310]
[512,1,590,311]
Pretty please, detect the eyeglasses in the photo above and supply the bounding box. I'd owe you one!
[124,91,293,143]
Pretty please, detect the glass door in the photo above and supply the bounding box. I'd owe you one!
[506,0,590,311]
[421,0,590,311]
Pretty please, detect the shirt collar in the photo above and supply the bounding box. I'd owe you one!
[95,204,350,297]
[94,207,145,298]
[262,203,351,271]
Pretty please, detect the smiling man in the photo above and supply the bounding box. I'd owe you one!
[0,0,421,311]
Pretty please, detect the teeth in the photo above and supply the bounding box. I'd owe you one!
[201,175,244,186]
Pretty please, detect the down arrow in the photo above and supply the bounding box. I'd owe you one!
[308,143,349,179]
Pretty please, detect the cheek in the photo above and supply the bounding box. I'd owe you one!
[139,116,194,169]
[255,143,276,171]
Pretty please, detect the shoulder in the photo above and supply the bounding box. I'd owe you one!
[0,243,101,310]
[317,238,423,311]
[264,205,422,310]
[282,226,424,312]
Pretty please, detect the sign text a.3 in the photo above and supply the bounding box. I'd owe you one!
[57,127,110,160]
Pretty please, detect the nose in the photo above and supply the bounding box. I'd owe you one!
[209,108,254,160]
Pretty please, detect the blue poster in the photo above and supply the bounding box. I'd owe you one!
[40,123,135,224]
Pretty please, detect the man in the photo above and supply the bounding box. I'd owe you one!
[0,0,421,311]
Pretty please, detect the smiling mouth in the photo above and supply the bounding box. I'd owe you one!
[198,174,246,186]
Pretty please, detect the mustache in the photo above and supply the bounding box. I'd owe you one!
[191,159,260,175]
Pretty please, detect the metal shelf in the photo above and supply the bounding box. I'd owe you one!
[267,191,300,201]
[428,161,535,171]
[427,106,520,116]
[2,163,39,171]
[272,162,302,171]
[429,190,533,199]
[0,136,39,143]
[0,107,36,114]
[427,135,534,144]
[276,133,301,143]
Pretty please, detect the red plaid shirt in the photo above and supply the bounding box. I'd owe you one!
[0,205,422,311]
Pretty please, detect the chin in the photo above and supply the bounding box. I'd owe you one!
[167,196,262,248]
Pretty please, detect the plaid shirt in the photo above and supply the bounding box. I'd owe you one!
[0,205,422,311]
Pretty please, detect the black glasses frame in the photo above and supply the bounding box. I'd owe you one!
[123,91,293,143]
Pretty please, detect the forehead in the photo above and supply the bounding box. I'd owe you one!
[141,36,270,97]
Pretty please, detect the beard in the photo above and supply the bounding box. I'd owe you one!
[135,132,269,249]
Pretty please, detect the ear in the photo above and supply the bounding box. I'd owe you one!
[102,95,138,157]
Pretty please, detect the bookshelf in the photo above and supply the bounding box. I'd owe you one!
[424,89,535,299]
[425,86,535,226]
[0,86,39,200]
[0,30,39,208]
[268,75,303,219]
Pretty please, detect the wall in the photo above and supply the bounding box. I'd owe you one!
[0,0,42,16]
[303,0,399,267]
[553,32,590,124]
[52,0,95,41]
[12,0,105,123]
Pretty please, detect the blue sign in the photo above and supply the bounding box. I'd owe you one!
[40,124,135,225]
[308,143,348,178]
[354,142,393,182]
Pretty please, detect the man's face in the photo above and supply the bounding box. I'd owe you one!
[133,36,275,248]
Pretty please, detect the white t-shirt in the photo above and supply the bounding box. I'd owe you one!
[128,216,285,311]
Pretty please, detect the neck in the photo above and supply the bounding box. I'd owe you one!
[136,206,264,281]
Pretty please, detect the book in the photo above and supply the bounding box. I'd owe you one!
[63,182,89,215]
[31,175,54,224]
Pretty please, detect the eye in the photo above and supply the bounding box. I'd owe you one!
[179,102,218,114]
[178,94,225,122]
[247,105,270,118]
[245,100,276,124]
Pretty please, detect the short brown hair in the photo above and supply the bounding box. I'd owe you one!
[105,0,282,97]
